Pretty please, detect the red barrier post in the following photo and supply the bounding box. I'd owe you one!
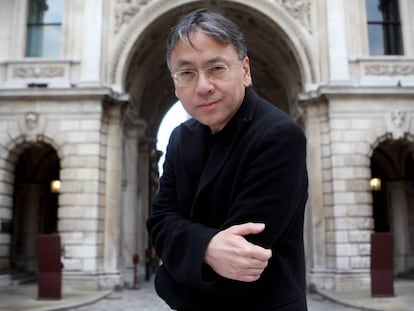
[37,234,62,299]
[371,232,394,297]
[132,253,140,289]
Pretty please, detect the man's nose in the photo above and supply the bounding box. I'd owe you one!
[195,72,214,93]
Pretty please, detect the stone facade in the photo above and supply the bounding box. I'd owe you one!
[0,0,413,293]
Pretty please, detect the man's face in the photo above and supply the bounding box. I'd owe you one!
[169,30,251,134]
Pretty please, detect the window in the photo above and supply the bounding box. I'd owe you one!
[26,0,63,57]
[366,0,403,55]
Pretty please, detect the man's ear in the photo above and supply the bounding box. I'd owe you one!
[242,56,252,87]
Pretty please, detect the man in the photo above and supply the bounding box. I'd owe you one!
[146,8,308,310]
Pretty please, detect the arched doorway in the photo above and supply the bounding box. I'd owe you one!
[115,0,313,283]
[120,1,311,136]
[10,143,60,275]
[371,139,414,278]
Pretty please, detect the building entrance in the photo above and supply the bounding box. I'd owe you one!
[10,143,60,275]
[371,139,414,278]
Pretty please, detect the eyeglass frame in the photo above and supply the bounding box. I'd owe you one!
[171,63,240,86]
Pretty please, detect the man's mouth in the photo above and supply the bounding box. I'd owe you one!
[199,100,218,108]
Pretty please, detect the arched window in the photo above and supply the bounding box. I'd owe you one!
[366,0,403,55]
[26,0,63,57]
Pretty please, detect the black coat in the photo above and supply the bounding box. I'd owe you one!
[147,87,308,310]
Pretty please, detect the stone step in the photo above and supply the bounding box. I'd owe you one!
[10,270,37,286]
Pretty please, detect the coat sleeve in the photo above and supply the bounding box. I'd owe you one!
[146,127,218,290]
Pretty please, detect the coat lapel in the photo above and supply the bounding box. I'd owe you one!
[194,87,258,198]
[180,120,210,189]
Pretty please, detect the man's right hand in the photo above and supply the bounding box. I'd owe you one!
[204,222,272,282]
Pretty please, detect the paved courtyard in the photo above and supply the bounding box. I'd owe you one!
[3,277,413,310]
[68,278,362,311]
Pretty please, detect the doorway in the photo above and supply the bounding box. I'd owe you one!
[10,143,60,274]
[371,139,414,277]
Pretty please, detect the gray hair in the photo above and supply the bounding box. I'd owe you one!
[166,9,248,69]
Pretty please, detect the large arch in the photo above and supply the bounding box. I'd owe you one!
[0,130,63,277]
[110,0,316,135]
[11,142,60,274]
[370,138,414,277]
[109,0,318,283]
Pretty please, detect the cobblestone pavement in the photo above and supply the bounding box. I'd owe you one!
[69,279,362,311]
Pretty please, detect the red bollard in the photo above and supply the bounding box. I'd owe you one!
[37,234,62,299]
[132,254,140,289]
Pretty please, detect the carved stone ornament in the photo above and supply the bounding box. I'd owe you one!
[365,64,414,76]
[114,0,312,33]
[276,0,312,32]
[13,66,65,78]
[115,0,153,33]
[25,112,40,132]
[385,109,409,140]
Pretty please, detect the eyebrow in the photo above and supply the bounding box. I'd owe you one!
[204,56,227,65]
[175,56,229,68]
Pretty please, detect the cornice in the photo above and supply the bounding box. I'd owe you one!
[0,86,123,101]
[299,85,414,102]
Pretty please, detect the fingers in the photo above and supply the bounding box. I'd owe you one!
[229,258,269,282]
[238,252,270,272]
[232,241,271,263]
[236,269,264,282]
[227,223,272,261]
[247,243,272,261]
[229,222,266,236]
[204,222,272,282]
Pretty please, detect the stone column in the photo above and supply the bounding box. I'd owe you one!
[136,123,150,273]
[78,0,103,85]
[119,119,147,285]
[138,138,152,273]
[387,181,409,274]
[326,0,350,82]
[303,100,328,289]
[102,104,123,288]
[120,124,137,285]
[6,0,27,58]
[399,0,414,55]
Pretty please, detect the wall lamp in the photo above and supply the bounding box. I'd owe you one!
[370,178,381,192]
[50,180,61,194]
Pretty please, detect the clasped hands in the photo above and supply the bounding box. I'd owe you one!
[204,222,272,282]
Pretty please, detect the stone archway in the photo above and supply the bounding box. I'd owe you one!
[111,0,316,134]
[11,142,60,275]
[111,0,315,281]
[371,139,414,277]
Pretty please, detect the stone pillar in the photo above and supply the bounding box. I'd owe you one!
[136,123,150,273]
[102,104,123,288]
[120,119,147,285]
[138,138,152,273]
[399,0,414,55]
[387,181,410,274]
[5,0,27,58]
[326,0,350,82]
[78,0,103,85]
[0,0,15,59]
[304,100,328,289]
[120,124,138,283]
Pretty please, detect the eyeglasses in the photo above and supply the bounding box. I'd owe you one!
[172,64,235,86]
